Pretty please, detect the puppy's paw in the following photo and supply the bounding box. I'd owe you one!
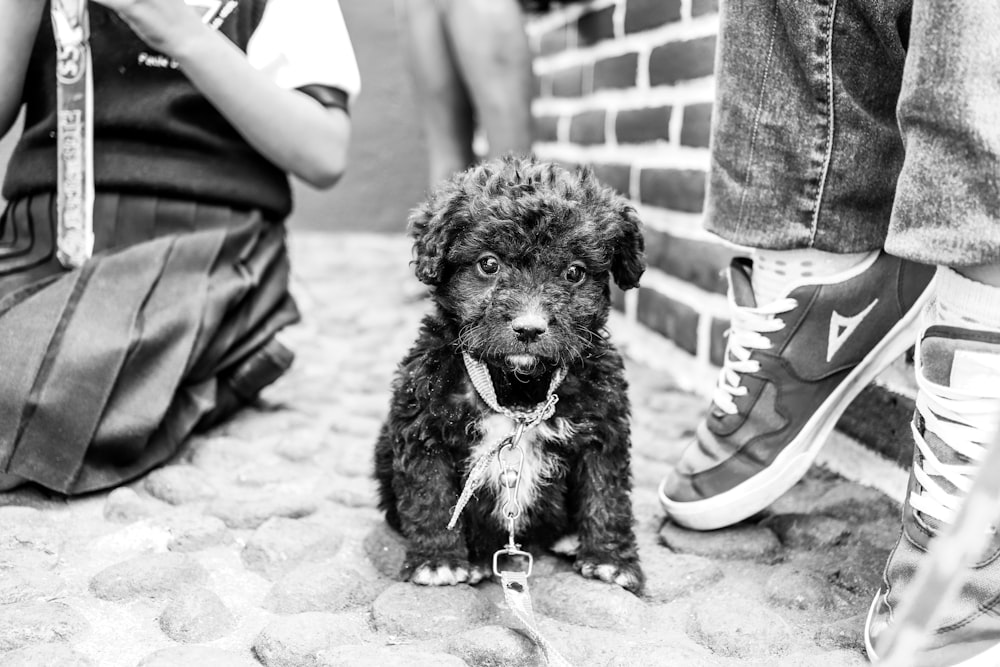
[575,556,644,594]
[406,557,487,586]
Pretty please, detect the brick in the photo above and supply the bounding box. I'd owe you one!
[569,110,606,145]
[837,385,916,468]
[692,0,720,17]
[535,115,560,143]
[539,26,568,56]
[594,53,638,91]
[642,227,728,294]
[550,66,585,98]
[636,287,699,355]
[639,168,707,213]
[577,6,615,45]
[590,163,631,196]
[650,36,717,85]
[709,316,729,367]
[680,103,713,148]
[625,0,682,33]
[616,106,671,144]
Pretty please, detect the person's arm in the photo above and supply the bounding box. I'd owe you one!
[91,0,351,189]
[0,0,46,138]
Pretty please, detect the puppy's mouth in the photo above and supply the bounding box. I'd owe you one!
[465,349,557,376]
[505,353,541,371]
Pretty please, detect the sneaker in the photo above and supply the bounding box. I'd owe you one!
[658,251,934,530]
[865,325,1000,666]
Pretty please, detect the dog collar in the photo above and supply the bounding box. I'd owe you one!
[462,352,567,424]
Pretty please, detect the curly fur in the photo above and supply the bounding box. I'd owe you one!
[375,155,646,592]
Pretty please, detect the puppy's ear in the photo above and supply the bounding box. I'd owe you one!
[612,204,645,290]
[407,189,465,286]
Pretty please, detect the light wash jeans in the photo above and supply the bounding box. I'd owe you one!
[705,0,1000,266]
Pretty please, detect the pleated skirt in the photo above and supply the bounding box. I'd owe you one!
[0,192,300,494]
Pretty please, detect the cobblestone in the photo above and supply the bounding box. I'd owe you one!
[0,601,90,652]
[0,566,64,605]
[264,563,386,614]
[103,488,159,524]
[444,625,541,667]
[371,583,494,639]
[532,573,646,630]
[687,593,799,660]
[206,496,318,530]
[640,548,724,603]
[659,520,782,562]
[144,465,219,505]
[762,513,854,549]
[157,586,236,643]
[242,517,345,579]
[764,565,843,612]
[0,507,62,569]
[815,613,869,653]
[362,521,408,579]
[253,611,375,667]
[0,234,905,665]
[158,512,232,552]
[89,553,208,601]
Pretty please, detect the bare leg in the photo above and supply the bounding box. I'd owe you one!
[444,0,534,160]
[395,0,477,185]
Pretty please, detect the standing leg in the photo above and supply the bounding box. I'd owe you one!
[443,0,534,161]
[658,0,935,530]
[395,0,477,185]
[865,1,1000,662]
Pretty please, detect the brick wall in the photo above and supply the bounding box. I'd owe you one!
[527,0,727,365]
[525,0,917,467]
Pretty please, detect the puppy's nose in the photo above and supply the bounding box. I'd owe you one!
[511,314,548,341]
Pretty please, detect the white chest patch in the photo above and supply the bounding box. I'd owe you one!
[468,413,574,531]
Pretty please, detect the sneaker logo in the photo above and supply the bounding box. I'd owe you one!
[827,300,879,362]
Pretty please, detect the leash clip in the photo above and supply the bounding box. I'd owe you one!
[493,545,533,578]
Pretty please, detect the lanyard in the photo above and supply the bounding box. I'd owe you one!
[51,0,95,269]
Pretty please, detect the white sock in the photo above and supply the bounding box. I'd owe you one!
[931,267,1000,333]
[750,248,876,305]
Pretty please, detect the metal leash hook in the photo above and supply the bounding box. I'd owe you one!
[494,424,534,578]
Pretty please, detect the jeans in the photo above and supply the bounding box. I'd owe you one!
[706,0,1000,267]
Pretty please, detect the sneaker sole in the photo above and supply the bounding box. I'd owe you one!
[864,591,1000,665]
[659,279,934,530]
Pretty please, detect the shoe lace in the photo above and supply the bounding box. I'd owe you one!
[712,297,798,415]
[909,365,1000,526]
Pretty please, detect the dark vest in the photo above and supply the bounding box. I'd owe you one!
[3,1,293,220]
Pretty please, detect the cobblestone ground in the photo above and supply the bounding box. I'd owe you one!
[0,234,899,667]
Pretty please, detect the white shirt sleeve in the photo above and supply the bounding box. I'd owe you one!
[246,0,361,106]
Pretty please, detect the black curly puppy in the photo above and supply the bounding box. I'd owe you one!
[375,156,646,593]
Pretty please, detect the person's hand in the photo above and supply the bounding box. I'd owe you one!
[89,0,211,56]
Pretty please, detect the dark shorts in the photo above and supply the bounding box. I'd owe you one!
[0,192,300,494]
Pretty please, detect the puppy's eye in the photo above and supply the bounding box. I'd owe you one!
[564,263,586,285]
[477,254,501,277]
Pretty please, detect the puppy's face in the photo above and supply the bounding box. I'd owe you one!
[409,156,645,373]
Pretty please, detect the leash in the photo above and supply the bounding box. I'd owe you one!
[51,0,95,269]
[450,353,573,667]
